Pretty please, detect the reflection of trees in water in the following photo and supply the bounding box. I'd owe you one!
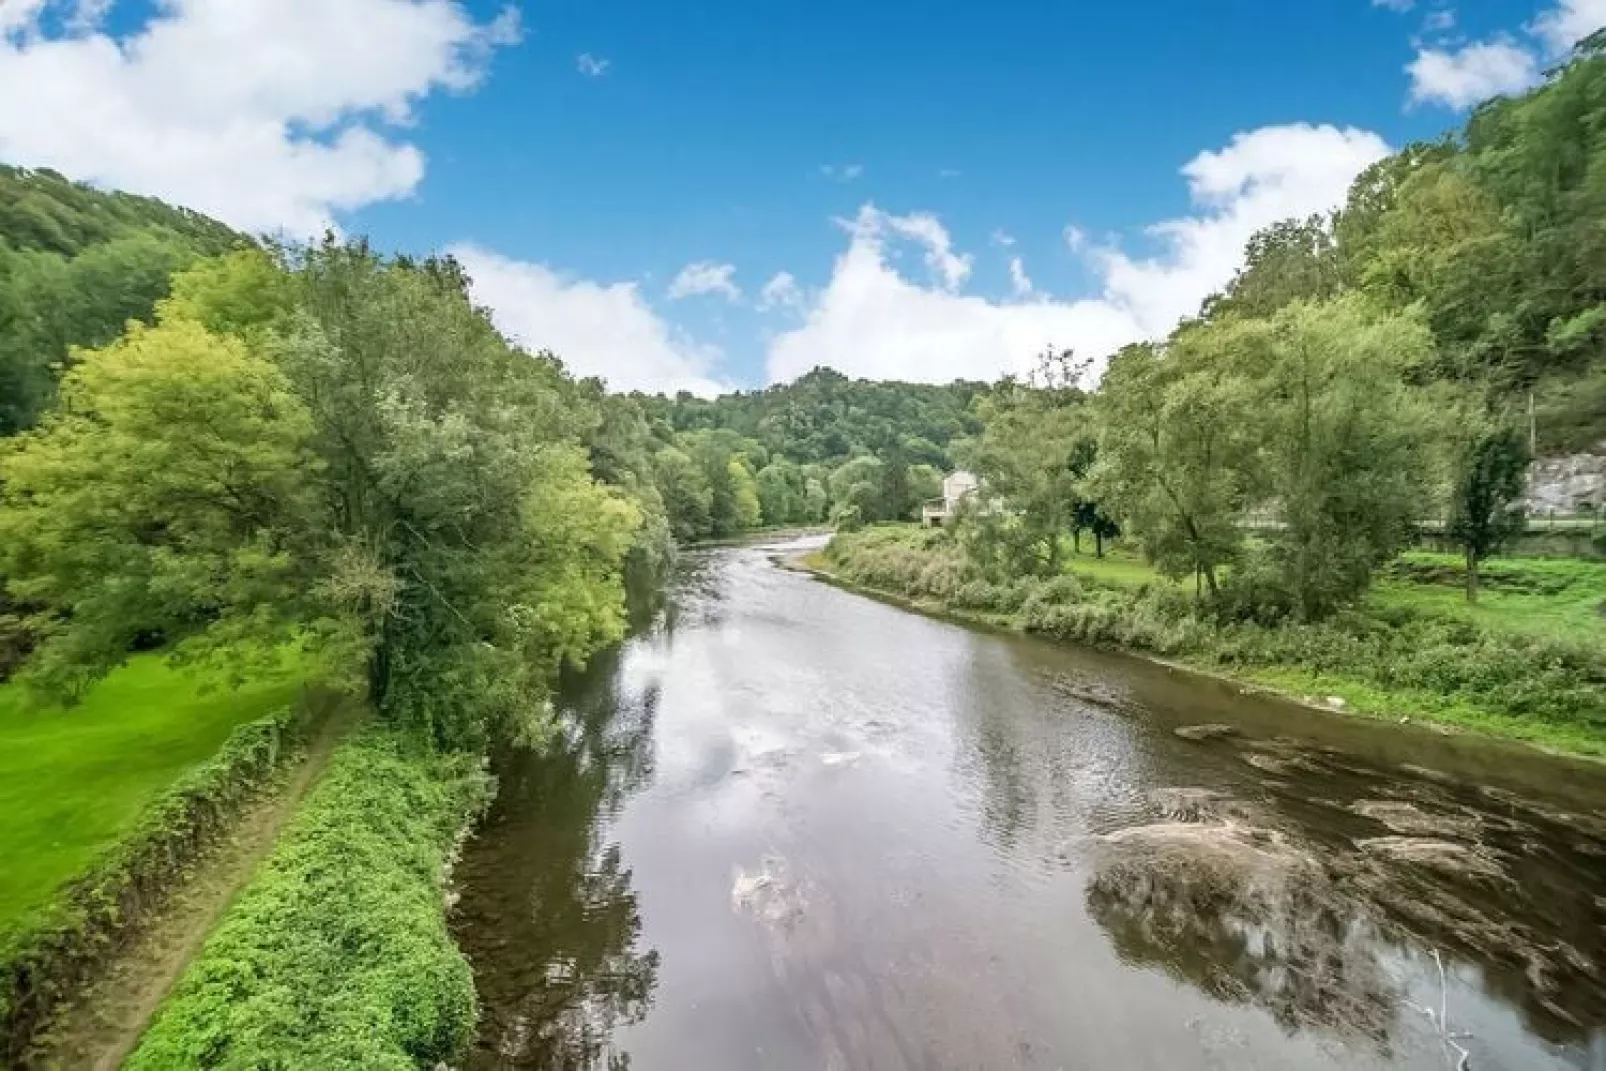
[1085,822,1400,1045]
[455,647,661,1069]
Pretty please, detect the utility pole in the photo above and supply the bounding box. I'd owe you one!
[1529,390,1537,457]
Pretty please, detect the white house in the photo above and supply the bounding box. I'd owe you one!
[921,469,979,527]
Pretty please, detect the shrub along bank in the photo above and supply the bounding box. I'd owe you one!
[821,526,1606,756]
[126,728,492,1070]
[0,692,319,1063]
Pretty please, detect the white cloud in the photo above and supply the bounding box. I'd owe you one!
[867,207,973,290]
[1407,39,1541,108]
[1531,0,1606,54]
[766,209,1139,385]
[766,123,1389,386]
[989,229,1016,248]
[1400,0,1604,111]
[758,271,804,311]
[576,51,610,77]
[1007,257,1034,299]
[452,244,728,396]
[667,260,741,302]
[819,163,864,182]
[1421,8,1455,33]
[0,0,519,235]
[1062,224,1088,252]
[1097,123,1390,334]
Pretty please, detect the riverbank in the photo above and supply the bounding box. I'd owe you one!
[803,527,1606,760]
[125,727,492,1068]
[0,665,325,1064]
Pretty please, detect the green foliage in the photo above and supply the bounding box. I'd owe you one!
[1,680,315,1062]
[127,728,493,1070]
[1250,299,1438,619]
[1089,338,1256,595]
[956,356,1095,576]
[274,242,642,747]
[1448,426,1530,600]
[0,318,322,696]
[0,166,248,434]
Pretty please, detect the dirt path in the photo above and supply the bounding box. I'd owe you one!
[28,704,355,1070]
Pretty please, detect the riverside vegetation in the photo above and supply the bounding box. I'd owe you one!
[820,527,1606,755]
[0,25,1604,1069]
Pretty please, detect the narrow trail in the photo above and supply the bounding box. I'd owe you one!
[29,702,356,1070]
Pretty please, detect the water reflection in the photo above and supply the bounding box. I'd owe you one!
[453,648,661,1070]
[457,544,1606,1070]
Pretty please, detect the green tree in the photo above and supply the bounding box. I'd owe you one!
[1448,425,1530,603]
[1090,339,1258,597]
[655,446,713,541]
[0,318,320,696]
[1251,299,1436,619]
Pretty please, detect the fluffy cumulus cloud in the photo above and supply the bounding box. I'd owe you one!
[0,0,518,234]
[667,260,741,302]
[765,123,1390,386]
[1532,0,1606,53]
[1405,0,1606,110]
[452,244,728,397]
[1407,40,1540,108]
[1098,124,1390,333]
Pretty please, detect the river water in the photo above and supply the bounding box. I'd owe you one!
[452,538,1606,1070]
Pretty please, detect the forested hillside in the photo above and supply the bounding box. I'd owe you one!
[1205,30,1606,454]
[0,165,248,434]
[617,369,989,541]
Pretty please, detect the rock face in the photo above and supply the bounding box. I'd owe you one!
[1524,452,1606,515]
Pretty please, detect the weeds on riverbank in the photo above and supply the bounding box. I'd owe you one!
[824,527,1606,755]
[126,728,492,1070]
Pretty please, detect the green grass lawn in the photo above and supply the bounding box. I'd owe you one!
[0,655,305,937]
[1370,551,1606,645]
[1064,542,1606,646]
[1065,546,1169,588]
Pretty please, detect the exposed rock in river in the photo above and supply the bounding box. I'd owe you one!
[1171,723,1239,742]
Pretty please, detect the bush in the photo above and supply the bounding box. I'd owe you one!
[0,697,320,1064]
[126,728,492,1070]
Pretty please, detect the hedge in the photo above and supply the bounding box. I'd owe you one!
[126,728,492,1069]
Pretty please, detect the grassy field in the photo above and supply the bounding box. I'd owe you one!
[1064,545,1606,646]
[0,655,305,936]
[1371,551,1606,645]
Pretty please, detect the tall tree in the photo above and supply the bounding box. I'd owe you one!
[1448,425,1530,603]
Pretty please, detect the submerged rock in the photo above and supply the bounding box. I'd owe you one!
[1087,819,1397,1040]
[1350,800,1482,841]
[1353,836,1510,887]
[1172,723,1240,742]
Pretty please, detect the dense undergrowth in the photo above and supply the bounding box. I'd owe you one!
[823,526,1606,755]
[126,728,492,1070]
[0,694,318,1063]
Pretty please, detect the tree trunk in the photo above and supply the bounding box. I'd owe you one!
[1466,549,1479,604]
[1072,529,1081,554]
[1095,530,1105,558]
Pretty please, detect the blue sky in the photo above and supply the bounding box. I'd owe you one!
[2,0,1600,391]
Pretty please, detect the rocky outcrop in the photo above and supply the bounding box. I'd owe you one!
[1524,452,1606,515]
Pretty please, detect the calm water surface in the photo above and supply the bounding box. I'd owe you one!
[452,539,1606,1070]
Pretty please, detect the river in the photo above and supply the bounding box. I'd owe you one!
[452,538,1606,1070]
